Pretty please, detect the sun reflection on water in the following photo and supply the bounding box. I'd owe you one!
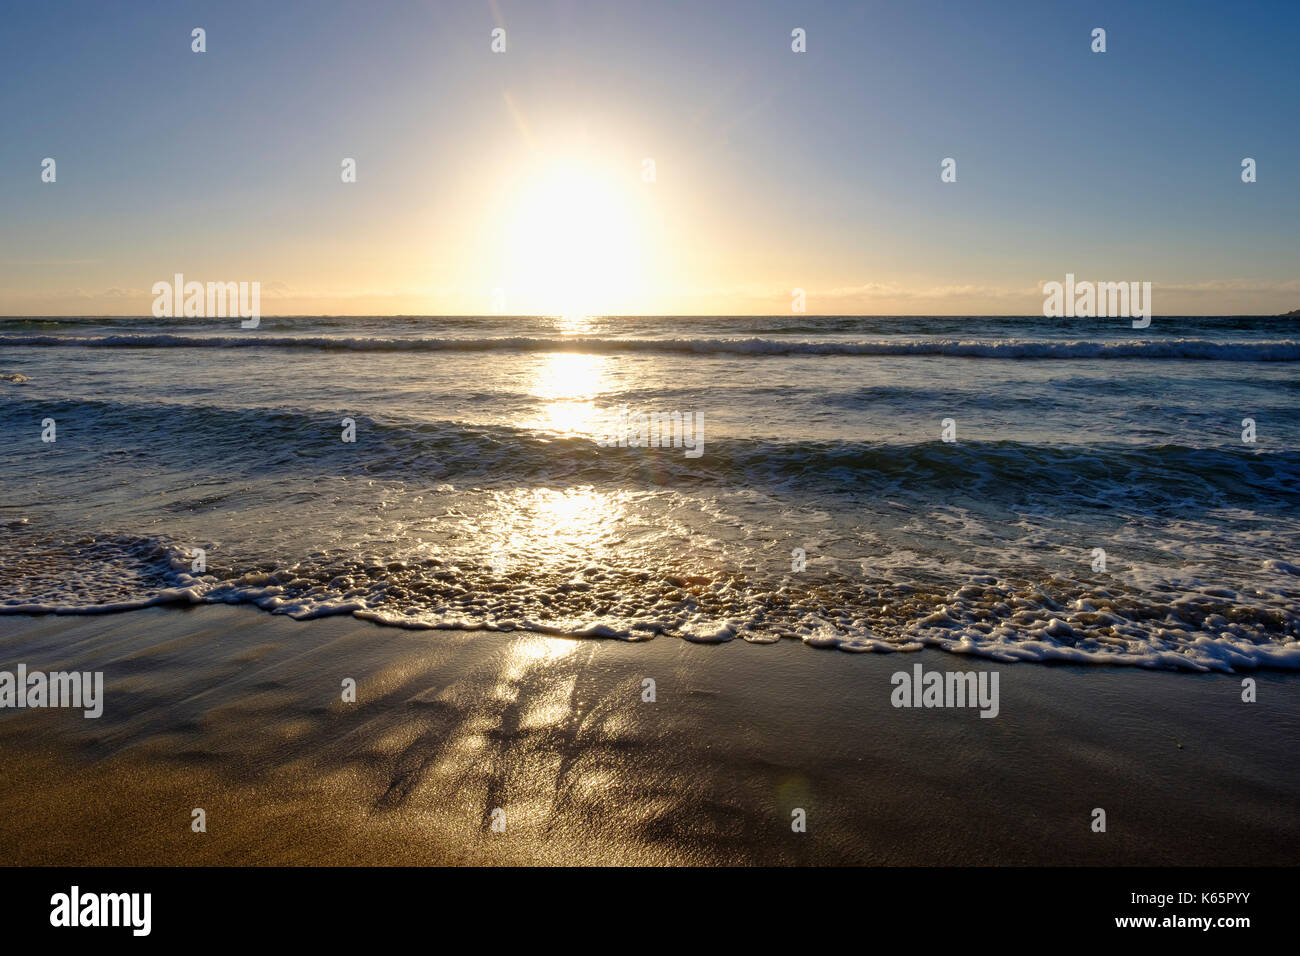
[555,314,595,335]
[531,351,610,436]
[481,486,627,570]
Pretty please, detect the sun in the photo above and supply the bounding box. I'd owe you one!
[498,155,649,316]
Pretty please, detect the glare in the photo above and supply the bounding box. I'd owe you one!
[480,486,626,571]
[500,156,648,316]
[532,352,609,436]
[534,352,605,401]
[531,486,611,539]
[556,314,595,335]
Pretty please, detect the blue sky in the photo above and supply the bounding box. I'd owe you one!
[1,0,1297,314]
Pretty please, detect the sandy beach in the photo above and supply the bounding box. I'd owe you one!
[0,605,1296,866]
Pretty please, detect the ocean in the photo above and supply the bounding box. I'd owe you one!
[2,314,1297,671]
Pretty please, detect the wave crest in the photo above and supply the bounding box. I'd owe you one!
[4,333,1299,361]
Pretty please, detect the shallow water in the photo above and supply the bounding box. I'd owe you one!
[2,314,1297,670]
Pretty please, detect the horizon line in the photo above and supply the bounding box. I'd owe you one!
[3,312,1297,320]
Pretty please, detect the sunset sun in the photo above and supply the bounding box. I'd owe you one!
[496,155,650,316]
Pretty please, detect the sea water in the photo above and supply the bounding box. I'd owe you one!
[1,314,1296,671]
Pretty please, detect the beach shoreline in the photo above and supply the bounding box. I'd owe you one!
[0,605,1296,866]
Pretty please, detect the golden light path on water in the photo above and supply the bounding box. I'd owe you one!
[461,315,641,615]
[527,318,609,436]
[476,326,631,808]
[555,314,596,335]
[476,486,629,576]
[531,351,608,436]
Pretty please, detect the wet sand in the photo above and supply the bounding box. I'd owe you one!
[0,605,1296,865]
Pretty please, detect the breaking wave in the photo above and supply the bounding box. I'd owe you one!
[4,333,1300,361]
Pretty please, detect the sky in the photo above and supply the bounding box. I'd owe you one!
[1,0,1297,316]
